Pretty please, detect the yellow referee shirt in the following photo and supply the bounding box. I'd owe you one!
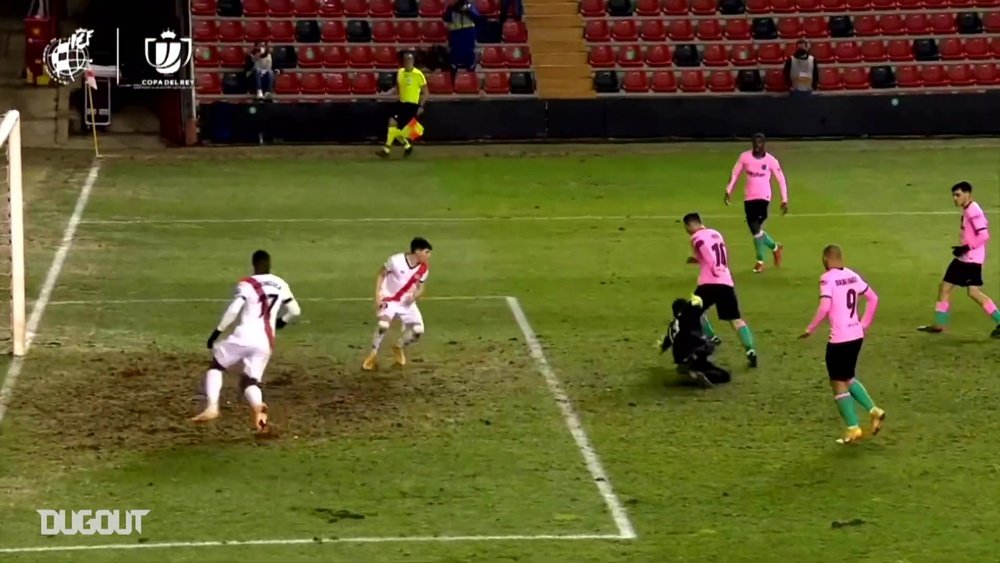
[397,68,427,104]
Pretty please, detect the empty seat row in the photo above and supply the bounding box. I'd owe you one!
[592,62,1000,91]
[194,18,528,42]
[587,37,1000,65]
[196,69,535,95]
[194,0,515,18]
[583,12,999,40]
[197,43,533,67]
[580,0,999,17]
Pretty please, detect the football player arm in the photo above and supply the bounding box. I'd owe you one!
[802,296,831,337]
[276,298,301,329]
[772,161,789,207]
[411,281,425,302]
[965,217,990,249]
[860,285,879,330]
[208,296,245,348]
[724,158,742,198]
[417,84,429,114]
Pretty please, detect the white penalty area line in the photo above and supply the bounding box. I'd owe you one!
[78,209,998,225]
[0,533,628,554]
[0,161,101,427]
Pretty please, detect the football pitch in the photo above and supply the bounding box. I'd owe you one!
[0,140,999,562]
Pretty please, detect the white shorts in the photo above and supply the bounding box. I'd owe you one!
[379,300,424,326]
[213,337,271,382]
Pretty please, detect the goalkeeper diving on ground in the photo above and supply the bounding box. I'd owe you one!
[659,294,732,388]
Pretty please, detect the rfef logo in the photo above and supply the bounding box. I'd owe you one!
[37,509,150,536]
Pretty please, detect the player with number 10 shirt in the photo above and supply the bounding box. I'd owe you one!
[683,213,759,368]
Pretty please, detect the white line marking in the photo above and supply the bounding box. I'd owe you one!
[505,296,637,540]
[78,209,998,225]
[46,295,504,306]
[0,161,100,426]
[0,533,627,554]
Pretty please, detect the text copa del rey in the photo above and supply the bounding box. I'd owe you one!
[37,509,150,536]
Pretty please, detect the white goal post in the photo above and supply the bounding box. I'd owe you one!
[0,110,25,357]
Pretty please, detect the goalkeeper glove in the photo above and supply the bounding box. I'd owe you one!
[952,245,970,257]
[206,329,221,349]
[276,318,287,330]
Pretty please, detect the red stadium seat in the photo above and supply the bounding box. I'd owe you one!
[641,20,667,41]
[503,21,528,42]
[243,20,268,42]
[475,0,499,16]
[778,18,802,38]
[651,70,677,91]
[481,46,504,67]
[920,64,947,86]
[427,71,453,94]
[679,69,706,91]
[948,0,973,5]
[834,41,861,62]
[878,14,905,35]
[503,46,532,68]
[419,0,446,15]
[821,0,846,8]
[703,44,728,66]
[853,16,878,36]
[758,43,784,63]
[973,63,1000,84]
[897,0,920,6]
[645,45,672,66]
[612,19,639,41]
[219,46,245,67]
[343,0,367,16]
[811,41,834,63]
[707,70,736,91]
[324,72,350,94]
[300,72,326,94]
[269,0,294,15]
[321,20,346,42]
[397,20,420,41]
[293,0,320,14]
[924,0,947,6]
[196,72,221,95]
[871,0,894,7]
[668,20,695,40]
[978,0,1000,6]
[274,73,300,94]
[616,45,644,67]
[887,39,912,61]
[730,44,756,65]
[419,21,446,42]
[797,0,821,10]
[904,14,930,34]
[622,70,649,92]
[724,19,751,39]
[948,63,975,86]
[483,72,511,94]
[218,21,244,42]
[319,0,344,15]
[992,37,1000,57]
[817,67,841,89]
[663,0,688,12]
[373,46,398,68]
[580,0,605,16]
[585,20,610,42]
[192,0,217,15]
[772,0,796,10]
[372,21,396,42]
[985,12,1000,32]
[696,19,723,40]
[270,21,295,42]
[964,37,989,59]
[194,45,218,67]
[691,0,717,13]
[896,65,921,86]
[846,0,871,8]
[351,72,378,94]
[842,67,868,89]
[746,0,771,11]
[764,69,788,90]
[348,46,374,67]
[939,37,964,60]
[243,0,268,15]
[589,45,615,67]
[369,0,394,16]
[193,20,218,42]
[860,40,887,61]
[636,0,662,15]
[454,70,480,93]
[322,45,348,67]
[297,45,323,67]
[802,16,827,38]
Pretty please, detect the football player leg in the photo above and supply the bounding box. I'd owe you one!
[919,261,961,332]
[239,350,270,433]
[827,340,869,444]
[967,285,1000,337]
[363,303,395,371]
[713,286,756,367]
[192,339,244,422]
[393,304,425,367]
[692,286,721,345]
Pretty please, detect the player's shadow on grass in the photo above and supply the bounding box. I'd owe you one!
[641,365,716,396]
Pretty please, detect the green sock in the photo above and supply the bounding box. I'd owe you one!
[761,231,777,251]
[736,324,755,352]
[934,310,950,326]
[835,392,859,427]
[990,310,1000,323]
[701,316,716,339]
[752,236,765,261]
[848,379,876,411]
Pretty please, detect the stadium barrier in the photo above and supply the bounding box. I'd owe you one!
[197,91,1000,143]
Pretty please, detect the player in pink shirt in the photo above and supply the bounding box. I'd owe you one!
[724,133,789,274]
[800,245,886,445]
[918,182,1000,338]
[684,213,758,368]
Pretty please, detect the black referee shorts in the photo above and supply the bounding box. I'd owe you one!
[744,199,770,235]
[390,102,420,126]
[943,258,984,287]
[694,284,742,321]
[825,338,864,381]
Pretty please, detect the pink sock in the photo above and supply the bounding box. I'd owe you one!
[984,299,998,315]
[935,301,950,313]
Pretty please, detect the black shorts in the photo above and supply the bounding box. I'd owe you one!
[743,199,770,234]
[694,284,741,321]
[825,338,864,381]
[943,259,984,287]
[390,102,420,126]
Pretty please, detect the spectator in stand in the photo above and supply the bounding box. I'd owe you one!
[250,41,274,99]
[783,40,819,97]
[443,0,482,78]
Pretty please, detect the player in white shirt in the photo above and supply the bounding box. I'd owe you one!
[363,237,432,371]
[192,250,301,433]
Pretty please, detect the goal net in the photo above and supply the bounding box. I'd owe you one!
[0,110,25,357]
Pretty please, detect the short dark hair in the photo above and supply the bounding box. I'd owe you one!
[682,213,702,225]
[410,237,432,252]
[952,181,973,193]
[752,132,766,142]
[252,249,270,268]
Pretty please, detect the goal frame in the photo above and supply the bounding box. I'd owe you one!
[1,110,25,357]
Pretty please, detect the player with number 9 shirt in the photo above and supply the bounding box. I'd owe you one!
[683,213,758,368]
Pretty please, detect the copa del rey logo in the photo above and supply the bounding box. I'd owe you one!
[37,509,150,536]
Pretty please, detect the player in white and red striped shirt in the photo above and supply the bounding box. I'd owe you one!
[363,237,432,371]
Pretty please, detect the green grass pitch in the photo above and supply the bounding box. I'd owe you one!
[0,140,999,563]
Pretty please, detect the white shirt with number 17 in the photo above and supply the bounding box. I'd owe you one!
[230,273,295,349]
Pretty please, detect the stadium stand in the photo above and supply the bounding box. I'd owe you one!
[192,0,537,100]
[581,0,1000,94]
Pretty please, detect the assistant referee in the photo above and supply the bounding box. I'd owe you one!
[377,51,428,159]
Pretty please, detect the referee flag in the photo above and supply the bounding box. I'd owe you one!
[403,118,424,140]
